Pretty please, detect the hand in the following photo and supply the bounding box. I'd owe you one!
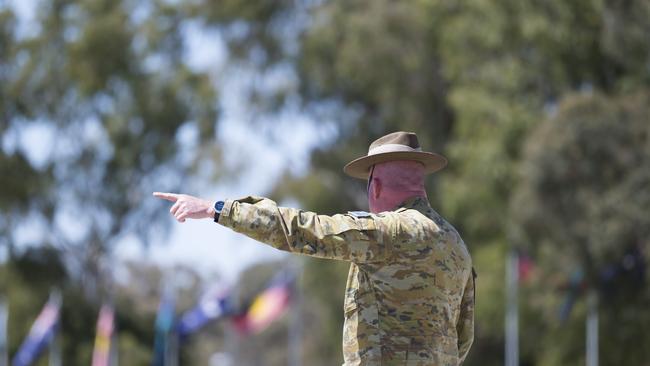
[153,192,216,223]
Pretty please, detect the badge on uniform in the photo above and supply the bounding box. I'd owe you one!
[348,211,371,218]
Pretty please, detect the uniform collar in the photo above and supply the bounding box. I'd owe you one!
[393,196,431,213]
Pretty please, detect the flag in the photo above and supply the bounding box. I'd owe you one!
[517,253,535,283]
[12,293,61,366]
[152,291,175,366]
[92,305,115,366]
[176,286,232,339]
[234,270,295,335]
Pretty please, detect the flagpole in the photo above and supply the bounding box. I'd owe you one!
[49,290,62,366]
[288,260,304,366]
[164,330,170,366]
[168,332,178,366]
[227,284,240,366]
[111,302,119,366]
[110,326,119,366]
[505,251,519,366]
[48,333,61,366]
[170,276,178,366]
[586,290,598,366]
[0,295,8,366]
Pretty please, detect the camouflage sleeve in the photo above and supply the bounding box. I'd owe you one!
[217,196,391,263]
[457,268,476,364]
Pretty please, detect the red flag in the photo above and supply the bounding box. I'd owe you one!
[518,254,535,282]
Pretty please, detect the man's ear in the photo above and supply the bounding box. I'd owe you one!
[373,178,382,199]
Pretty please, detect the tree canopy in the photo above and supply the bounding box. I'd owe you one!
[1,0,219,291]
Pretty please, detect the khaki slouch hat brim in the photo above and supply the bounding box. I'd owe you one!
[343,131,448,179]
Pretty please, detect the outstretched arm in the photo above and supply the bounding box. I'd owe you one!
[153,192,392,263]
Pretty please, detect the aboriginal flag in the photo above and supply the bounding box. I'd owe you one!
[233,269,295,335]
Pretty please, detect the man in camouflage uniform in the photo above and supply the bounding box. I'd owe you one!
[154,131,475,365]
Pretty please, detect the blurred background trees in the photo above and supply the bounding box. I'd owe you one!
[0,0,648,364]
[0,0,219,291]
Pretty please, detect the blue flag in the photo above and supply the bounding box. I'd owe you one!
[12,294,61,366]
[152,291,175,366]
[176,286,232,339]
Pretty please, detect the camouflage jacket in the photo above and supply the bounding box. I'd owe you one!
[218,196,475,365]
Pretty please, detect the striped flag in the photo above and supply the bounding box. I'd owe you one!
[92,305,115,366]
[234,270,294,335]
[12,293,61,366]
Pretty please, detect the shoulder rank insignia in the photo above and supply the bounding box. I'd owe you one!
[348,210,371,218]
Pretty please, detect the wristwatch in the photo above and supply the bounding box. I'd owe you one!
[213,200,225,223]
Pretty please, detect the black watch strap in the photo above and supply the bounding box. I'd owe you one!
[214,200,225,223]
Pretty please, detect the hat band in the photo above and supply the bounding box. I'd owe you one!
[368,144,422,156]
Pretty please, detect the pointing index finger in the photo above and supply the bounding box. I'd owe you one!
[153,192,179,202]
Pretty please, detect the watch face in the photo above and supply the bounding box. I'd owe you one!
[215,201,225,212]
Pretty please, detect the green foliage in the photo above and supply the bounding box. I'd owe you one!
[0,0,219,292]
[0,153,51,213]
[511,91,650,364]
[513,92,650,273]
